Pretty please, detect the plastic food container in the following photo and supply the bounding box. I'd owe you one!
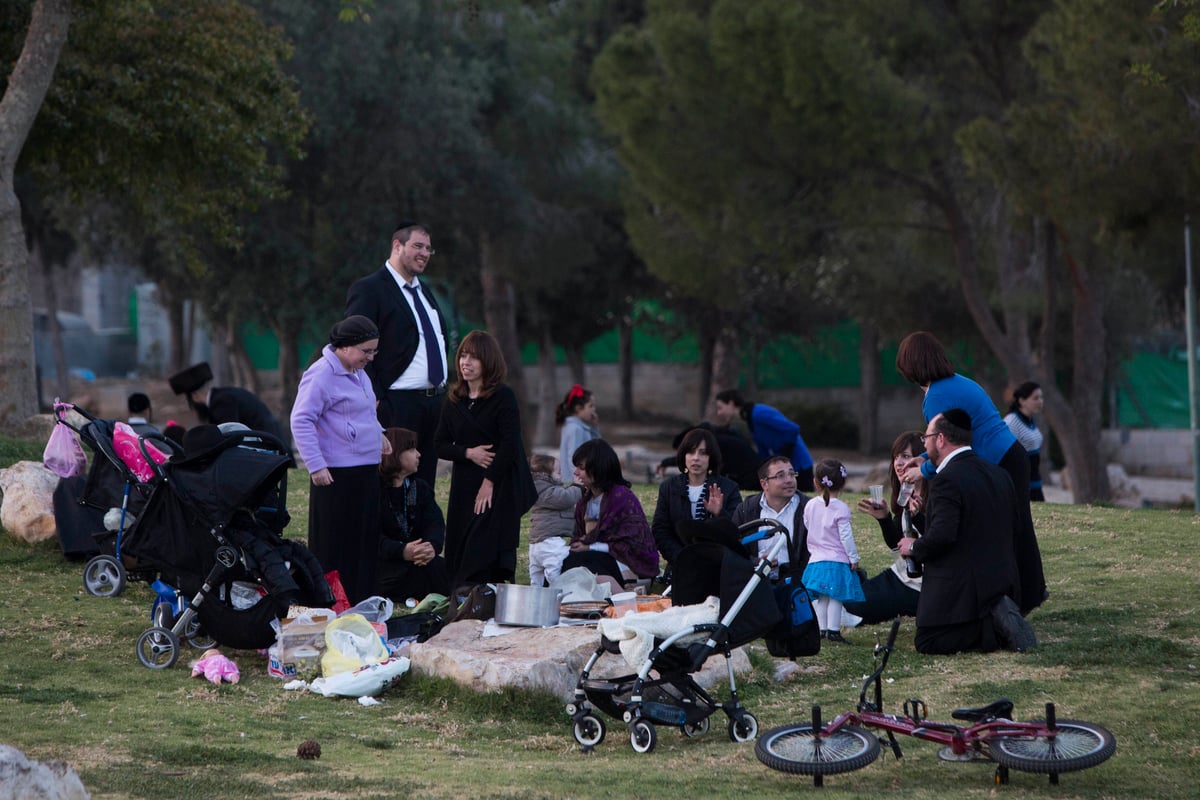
[610,591,639,617]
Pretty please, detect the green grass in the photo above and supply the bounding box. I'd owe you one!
[1,441,1198,798]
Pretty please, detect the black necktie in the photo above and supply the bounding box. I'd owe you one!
[404,284,444,388]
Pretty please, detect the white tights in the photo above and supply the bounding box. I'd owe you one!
[813,595,844,633]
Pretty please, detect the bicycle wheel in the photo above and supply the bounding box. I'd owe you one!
[756,723,880,775]
[990,720,1116,774]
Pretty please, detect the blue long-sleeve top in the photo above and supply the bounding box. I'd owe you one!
[919,373,1018,478]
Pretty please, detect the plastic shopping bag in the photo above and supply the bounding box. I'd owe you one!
[309,656,410,698]
[44,422,87,479]
[320,613,390,677]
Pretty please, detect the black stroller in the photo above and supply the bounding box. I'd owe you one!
[120,425,333,669]
[50,403,177,597]
[566,519,790,754]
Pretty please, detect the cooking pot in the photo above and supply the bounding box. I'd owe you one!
[493,583,561,627]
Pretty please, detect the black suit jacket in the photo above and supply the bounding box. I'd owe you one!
[650,474,742,565]
[345,266,450,398]
[730,491,811,573]
[911,449,1021,627]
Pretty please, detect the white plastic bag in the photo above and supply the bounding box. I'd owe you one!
[341,596,394,624]
[309,656,410,698]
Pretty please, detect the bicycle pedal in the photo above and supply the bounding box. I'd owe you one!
[937,746,987,763]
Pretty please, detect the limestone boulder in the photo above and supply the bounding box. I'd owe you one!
[0,745,90,799]
[409,620,751,701]
[0,460,61,543]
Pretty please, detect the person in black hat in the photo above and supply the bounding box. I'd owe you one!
[898,409,1037,654]
[168,361,288,449]
[345,221,449,487]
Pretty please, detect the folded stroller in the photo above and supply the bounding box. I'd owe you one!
[50,403,177,596]
[566,519,788,754]
[119,425,333,669]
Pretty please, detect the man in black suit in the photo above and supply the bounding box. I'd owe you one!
[899,409,1037,654]
[345,222,449,487]
[168,362,287,448]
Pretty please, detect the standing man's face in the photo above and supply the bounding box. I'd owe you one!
[924,417,945,467]
[392,230,433,282]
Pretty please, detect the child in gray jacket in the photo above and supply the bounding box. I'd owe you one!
[528,454,581,586]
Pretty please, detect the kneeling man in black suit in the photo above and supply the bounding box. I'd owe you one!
[899,408,1036,654]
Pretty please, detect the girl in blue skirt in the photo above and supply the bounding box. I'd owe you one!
[802,458,865,644]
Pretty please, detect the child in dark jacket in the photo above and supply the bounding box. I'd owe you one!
[528,454,580,586]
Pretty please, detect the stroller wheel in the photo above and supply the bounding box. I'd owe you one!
[630,719,658,754]
[682,717,711,738]
[728,712,759,743]
[83,555,126,597]
[136,627,180,669]
[185,618,217,650]
[573,714,606,748]
[152,601,174,630]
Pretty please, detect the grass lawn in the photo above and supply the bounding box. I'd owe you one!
[1,436,1197,799]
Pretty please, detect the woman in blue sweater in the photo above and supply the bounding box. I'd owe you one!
[895,331,1046,615]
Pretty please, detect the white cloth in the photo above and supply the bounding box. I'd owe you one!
[597,596,720,668]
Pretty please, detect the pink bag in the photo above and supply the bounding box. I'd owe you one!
[43,422,87,479]
[112,421,168,483]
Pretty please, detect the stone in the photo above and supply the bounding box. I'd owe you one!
[0,744,90,799]
[0,460,61,544]
[409,620,752,701]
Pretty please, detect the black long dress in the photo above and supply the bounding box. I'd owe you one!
[434,385,536,586]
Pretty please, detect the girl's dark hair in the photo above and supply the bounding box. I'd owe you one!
[448,330,507,402]
[895,331,956,387]
[888,431,927,515]
[813,457,846,506]
[1009,381,1041,413]
[675,427,723,475]
[555,385,593,426]
[571,438,629,493]
[379,427,419,479]
[714,388,744,407]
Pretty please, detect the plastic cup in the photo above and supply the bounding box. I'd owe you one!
[869,484,884,507]
[611,591,639,617]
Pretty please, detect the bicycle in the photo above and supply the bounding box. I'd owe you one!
[755,617,1116,787]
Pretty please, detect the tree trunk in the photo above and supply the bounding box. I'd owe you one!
[709,324,740,418]
[276,319,301,448]
[565,345,585,386]
[697,325,716,419]
[617,317,633,421]
[533,324,557,447]
[479,231,527,432]
[0,0,71,430]
[857,321,880,454]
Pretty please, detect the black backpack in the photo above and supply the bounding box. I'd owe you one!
[765,577,821,658]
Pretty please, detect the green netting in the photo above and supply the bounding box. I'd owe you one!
[1116,351,1192,428]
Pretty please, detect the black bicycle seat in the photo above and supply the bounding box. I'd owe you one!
[951,698,1014,722]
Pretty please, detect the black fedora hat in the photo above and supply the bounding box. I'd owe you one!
[168,363,213,395]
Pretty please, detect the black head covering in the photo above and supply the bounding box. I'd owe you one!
[168,363,213,395]
[329,315,379,348]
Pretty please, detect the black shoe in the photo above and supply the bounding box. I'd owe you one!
[991,596,1037,653]
[825,631,850,645]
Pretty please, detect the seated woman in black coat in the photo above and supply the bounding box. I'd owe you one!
[651,427,743,570]
[844,430,927,625]
[375,427,450,604]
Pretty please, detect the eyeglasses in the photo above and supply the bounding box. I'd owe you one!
[406,242,436,255]
[921,432,939,441]
[766,470,798,482]
[356,346,379,356]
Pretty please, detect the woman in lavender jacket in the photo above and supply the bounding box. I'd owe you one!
[563,438,659,587]
[291,315,390,603]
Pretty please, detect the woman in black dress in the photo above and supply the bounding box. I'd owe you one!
[434,331,536,586]
[650,427,743,569]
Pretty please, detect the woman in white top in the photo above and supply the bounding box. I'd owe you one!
[1004,382,1045,502]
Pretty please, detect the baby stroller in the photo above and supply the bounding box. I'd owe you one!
[50,403,177,597]
[119,424,333,669]
[566,519,790,754]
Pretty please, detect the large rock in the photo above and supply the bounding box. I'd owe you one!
[409,620,751,701]
[0,460,61,544]
[0,744,90,799]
